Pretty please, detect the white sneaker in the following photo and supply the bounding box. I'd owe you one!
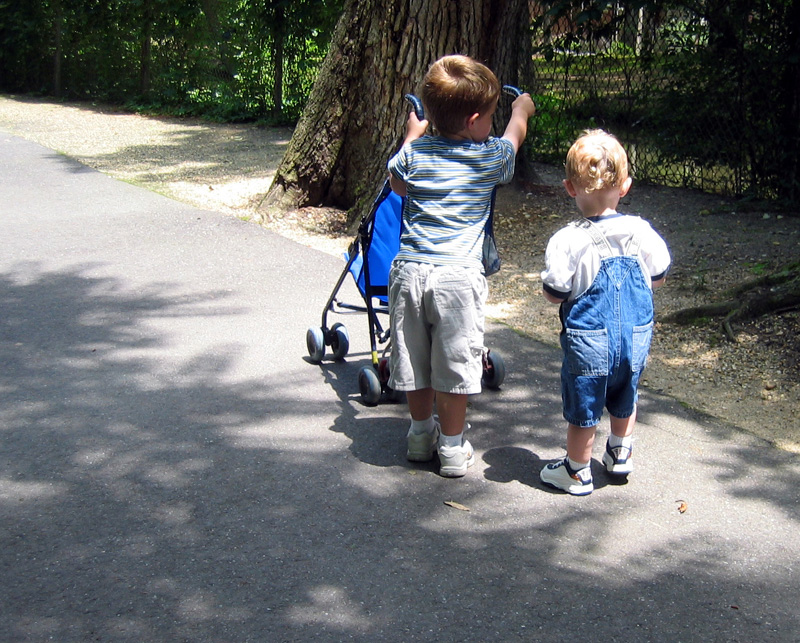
[602,440,634,475]
[406,421,440,462]
[540,457,594,495]
[438,439,475,478]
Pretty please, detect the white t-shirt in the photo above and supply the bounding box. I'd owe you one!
[541,212,671,301]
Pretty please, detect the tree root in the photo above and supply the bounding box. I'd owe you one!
[662,266,800,341]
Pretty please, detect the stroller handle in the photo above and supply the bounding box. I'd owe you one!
[502,84,523,97]
[404,94,425,121]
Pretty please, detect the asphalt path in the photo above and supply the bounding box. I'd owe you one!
[2,132,799,641]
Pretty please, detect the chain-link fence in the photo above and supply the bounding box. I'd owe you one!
[526,5,798,201]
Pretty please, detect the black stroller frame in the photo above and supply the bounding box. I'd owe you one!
[305,178,404,405]
[305,87,523,405]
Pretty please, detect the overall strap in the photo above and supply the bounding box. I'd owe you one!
[573,218,644,259]
[624,232,642,258]
[571,218,613,259]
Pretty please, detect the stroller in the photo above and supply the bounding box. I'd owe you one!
[305,88,521,405]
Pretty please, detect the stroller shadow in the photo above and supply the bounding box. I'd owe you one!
[318,359,412,469]
[483,446,543,488]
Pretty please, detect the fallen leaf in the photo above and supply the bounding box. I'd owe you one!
[444,500,470,512]
[676,500,688,513]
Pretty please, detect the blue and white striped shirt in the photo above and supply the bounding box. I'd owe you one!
[388,135,516,269]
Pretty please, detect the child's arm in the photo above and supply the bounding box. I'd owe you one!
[389,174,408,197]
[502,94,536,153]
[389,111,429,197]
[543,290,566,304]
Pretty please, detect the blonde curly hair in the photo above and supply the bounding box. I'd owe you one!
[565,129,629,193]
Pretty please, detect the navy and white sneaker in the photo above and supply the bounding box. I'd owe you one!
[540,457,594,495]
[602,440,634,475]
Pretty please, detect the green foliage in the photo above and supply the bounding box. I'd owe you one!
[527,93,591,164]
[0,0,343,123]
[747,262,769,276]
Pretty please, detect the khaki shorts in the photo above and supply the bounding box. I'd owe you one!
[388,261,488,395]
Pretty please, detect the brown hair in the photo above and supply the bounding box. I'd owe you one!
[421,55,500,136]
[565,129,629,192]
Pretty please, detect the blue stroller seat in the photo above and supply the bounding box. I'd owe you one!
[346,182,402,306]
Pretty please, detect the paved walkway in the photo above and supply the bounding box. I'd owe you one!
[1,132,799,641]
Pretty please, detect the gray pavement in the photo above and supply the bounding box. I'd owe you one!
[1,132,799,642]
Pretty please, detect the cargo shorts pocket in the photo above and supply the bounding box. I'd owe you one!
[631,321,654,373]
[565,328,608,376]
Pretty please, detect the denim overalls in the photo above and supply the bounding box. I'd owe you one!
[560,218,654,427]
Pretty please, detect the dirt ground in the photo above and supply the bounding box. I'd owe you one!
[1,95,798,452]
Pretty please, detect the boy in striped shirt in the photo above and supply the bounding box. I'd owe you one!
[387,54,535,477]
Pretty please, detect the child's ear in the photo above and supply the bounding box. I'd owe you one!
[466,112,480,130]
[620,176,633,196]
[563,179,578,197]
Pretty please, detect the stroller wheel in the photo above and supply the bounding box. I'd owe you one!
[378,358,403,403]
[330,323,350,361]
[358,366,382,406]
[306,327,325,364]
[482,350,506,389]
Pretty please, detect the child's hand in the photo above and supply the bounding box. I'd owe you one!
[404,111,429,143]
[512,93,536,118]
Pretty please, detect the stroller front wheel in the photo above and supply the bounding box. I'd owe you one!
[306,327,325,364]
[330,323,350,361]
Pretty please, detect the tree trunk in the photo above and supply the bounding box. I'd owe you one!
[260,0,529,224]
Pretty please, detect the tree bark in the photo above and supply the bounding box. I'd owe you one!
[260,0,529,224]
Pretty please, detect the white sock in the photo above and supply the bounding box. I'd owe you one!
[439,432,463,448]
[410,416,435,435]
[609,434,632,449]
[568,457,589,470]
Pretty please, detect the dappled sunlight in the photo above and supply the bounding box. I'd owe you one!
[645,323,800,452]
[3,99,800,640]
[0,96,291,220]
[287,586,372,631]
[0,479,68,502]
[166,176,276,216]
[484,299,520,319]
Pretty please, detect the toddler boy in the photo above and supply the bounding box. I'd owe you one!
[540,129,671,495]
